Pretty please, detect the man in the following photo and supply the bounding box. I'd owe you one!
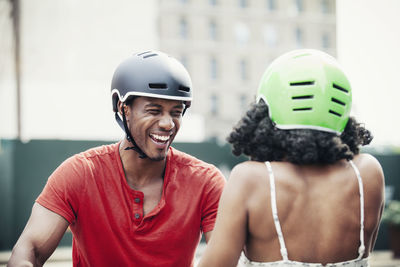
[8,51,226,267]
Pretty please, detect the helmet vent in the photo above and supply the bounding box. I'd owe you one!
[143,53,158,59]
[332,83,349,93]
[331,97,345,106]
[149,83,167,89]
[292,95,314,100]
[290,81,315,86]
[329,110,342,117]
[293,107,312,111]
[137,51,152,56]
[292,53,311,59]
[179,85,190,92]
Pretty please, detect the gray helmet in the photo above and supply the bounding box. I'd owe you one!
[111,51,193,158]
[111,50,193,113]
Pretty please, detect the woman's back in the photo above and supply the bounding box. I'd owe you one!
[198,49,385,267]
[242,153,383,264]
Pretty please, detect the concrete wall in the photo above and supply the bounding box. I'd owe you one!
[0,139,245,250]
[0,138,399,250]
[0,140,15,249]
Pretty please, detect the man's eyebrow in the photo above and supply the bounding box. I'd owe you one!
[145,103,162,108]
[144,103,184,109]
[173,103,185,109]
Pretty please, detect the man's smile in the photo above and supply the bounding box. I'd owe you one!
[149,133,172,144]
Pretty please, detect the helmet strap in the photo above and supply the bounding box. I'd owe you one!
[182,105,188,116]
[115,108,148,159]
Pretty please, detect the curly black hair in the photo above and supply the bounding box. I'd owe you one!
[227,100,372,164]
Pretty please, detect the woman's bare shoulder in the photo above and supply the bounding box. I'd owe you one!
[352,153,385,198]
[352,153,384,180]
[228,161,269,190]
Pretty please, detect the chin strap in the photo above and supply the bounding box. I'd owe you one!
[182,105,188,116]
[115,108,147,159]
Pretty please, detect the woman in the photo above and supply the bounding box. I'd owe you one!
[198,49,384,267]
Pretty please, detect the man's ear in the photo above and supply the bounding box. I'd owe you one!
[117,101,129,117]
[117,100,123,115]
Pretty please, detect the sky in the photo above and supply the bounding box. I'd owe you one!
[337,0,400,146]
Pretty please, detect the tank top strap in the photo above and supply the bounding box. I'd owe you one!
[349,160,366,260]
[265,161,289,261]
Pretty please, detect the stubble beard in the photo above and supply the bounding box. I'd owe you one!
[148,147,169,161]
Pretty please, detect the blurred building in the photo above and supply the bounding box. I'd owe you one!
[0,0,159,141]
[158,0,336,141]
[1,0,335,143]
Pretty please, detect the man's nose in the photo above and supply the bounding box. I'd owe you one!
[159,114,175,130]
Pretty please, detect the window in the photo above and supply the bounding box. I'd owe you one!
[210,57,218,80]
[209,0,217,6]
[267,0,276,10]
[263,24,278,47]
[179,17,188,39]
[322,33,330,49]
[210,94,219,115]
[239,0,248,8]
[179,0,189,3]
[240,94,248,112]
[294,0,303,13]
[239,59,248,81]
[234,22,250,44]
[209,20,217,41]
[180,55,189,71]
[321,0,329,13]
[295,27,303,47]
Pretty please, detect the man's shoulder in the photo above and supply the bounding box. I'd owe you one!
[169,146,217,171]
[76,142,118,160]
[60,142,118,171]
[169,146,226,189]
[52,142,119,181]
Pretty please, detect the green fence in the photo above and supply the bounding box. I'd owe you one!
[0,139,399,251]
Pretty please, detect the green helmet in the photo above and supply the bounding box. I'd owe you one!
[257,49,352,134]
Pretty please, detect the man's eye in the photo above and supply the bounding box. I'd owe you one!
[172,111,183,117]
[147,109,160,114]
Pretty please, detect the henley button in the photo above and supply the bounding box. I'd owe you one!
[134,213,140,219]
[134,198,140,203]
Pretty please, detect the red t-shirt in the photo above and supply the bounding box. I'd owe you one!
[36,143,225,267]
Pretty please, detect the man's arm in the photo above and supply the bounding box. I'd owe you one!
[8,203,69,267]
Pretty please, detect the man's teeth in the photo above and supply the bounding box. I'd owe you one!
[151,134,170,142]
